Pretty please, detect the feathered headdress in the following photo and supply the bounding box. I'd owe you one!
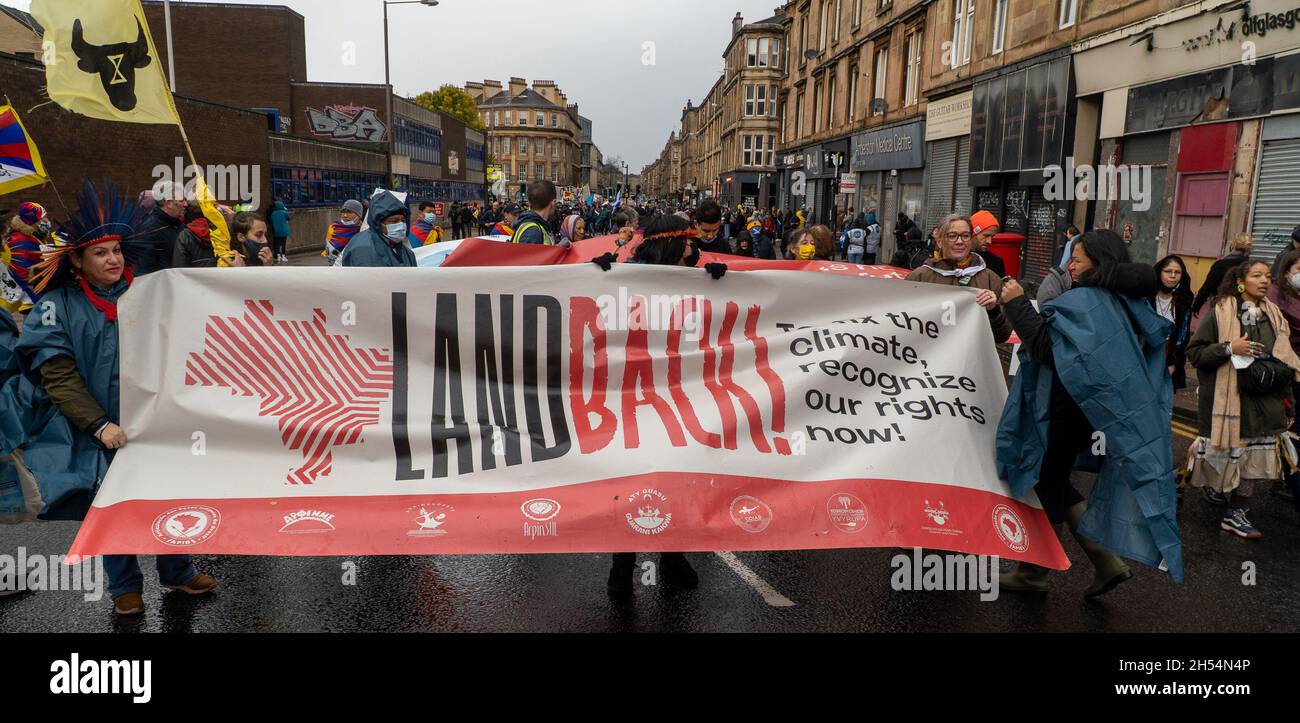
[29,181,144,297]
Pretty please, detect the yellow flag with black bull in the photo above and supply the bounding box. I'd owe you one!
[32,0,179,126]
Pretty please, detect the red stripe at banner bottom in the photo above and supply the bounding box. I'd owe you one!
[66,473,1070,569]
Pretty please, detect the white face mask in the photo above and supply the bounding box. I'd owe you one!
[423,212,437,223]
[1289,272,1300,290]
[385,222,407,241]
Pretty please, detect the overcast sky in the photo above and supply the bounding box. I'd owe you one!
[12,0,786,169]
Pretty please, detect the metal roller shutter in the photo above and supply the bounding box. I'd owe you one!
[955,137,971,218]
[1250,138,1300,265]
[925,138,958,233]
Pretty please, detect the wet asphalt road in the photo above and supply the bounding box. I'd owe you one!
[2,427,1297,633]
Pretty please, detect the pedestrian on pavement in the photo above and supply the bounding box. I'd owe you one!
[804,224,835,261]
[492,203,520,236]
[1186,259,1300,539]
[1271,225,1300,280]
[1266,247,1300,511]
[409,202,441,247]
[17,184,216,614]
[2,202,53,314]
[1058,224,1082,270]
[268,197,292,264]
[747,220,777,260]
[970,209,1007,278]
[1036,260,1073,306]
[510,181,558,246]
[559,214,585,246]
[592,213,730,598]
[841,220,866,264]
[1192,233,1252,317]
[1150,255,1194,390]
[232,211,274,267]
[172,202,228,268]
[906,215,1012,344]
[133,181,187,275]
[692,200,732,255]
[323,200,364,265]
[339,191,416,268]
[997,229,1176,594]
[862,211,881,265]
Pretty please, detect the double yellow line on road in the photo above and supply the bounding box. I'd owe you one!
[1171,419,1199,440]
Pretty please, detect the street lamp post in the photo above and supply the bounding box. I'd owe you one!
[383,0,439,185]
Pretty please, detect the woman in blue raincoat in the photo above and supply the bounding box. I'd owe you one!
[15,183,216,616]
[997,230,1183,596]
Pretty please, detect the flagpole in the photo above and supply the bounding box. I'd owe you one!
[164,0,176,91]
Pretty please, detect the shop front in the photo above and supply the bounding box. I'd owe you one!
[850,119,925,263]
[924,90,973,234]
[969,53,1075,283]
[1073,0,1300,282]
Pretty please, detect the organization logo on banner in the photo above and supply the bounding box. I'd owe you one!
[406,503,453,537]
[827,493,868,533]
[921,499,963,537]
[625,488,672,535]
[278,509,336,534]
[151,505,221,547]
[729,495,773,533]
[521,498,561,539]
[991,504,1028,553]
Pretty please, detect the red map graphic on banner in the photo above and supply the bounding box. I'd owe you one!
[183,300,394,484]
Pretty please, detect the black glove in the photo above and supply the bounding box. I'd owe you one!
[705,262,728,280]
[591,252,618,271]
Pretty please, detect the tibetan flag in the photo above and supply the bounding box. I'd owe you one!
[0,105,48,196]
[32,0,179,125]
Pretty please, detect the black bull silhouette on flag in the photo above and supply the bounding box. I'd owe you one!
[71,17,154,112]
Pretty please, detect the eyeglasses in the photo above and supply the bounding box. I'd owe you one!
[944,232,972,241]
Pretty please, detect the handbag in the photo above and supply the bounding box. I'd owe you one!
[1238,352,1292,396]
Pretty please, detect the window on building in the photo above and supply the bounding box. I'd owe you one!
[1059,0,1077,29]
[827,72,837,128]
[848,64,859,121]
[519,137,528,154]
[795,92,804,138]
[992,0,1008,54]
[772,39,781,68]
[535,112,544,126]
[759,84,769,116]
[771,84,779,116]
[504,111,512,125]
[551,163,559,182]
[551,112,558,127]
[747,38,758,67]
[813,79,822,133]
[553,140,560,157]
[873,46,888,116]
[758,38,770,67]
[767,134,775,167]
[854,0,862,26]
[504,137,511,154]
[819,0,830,49]
[504,161,512,179]
[744,135,754,166]
[801,18,810,63]
[833,0,842,42]
[904,28,923,107]
[746,85,756,116]
[951,0,972,67]
[536,138,544,156]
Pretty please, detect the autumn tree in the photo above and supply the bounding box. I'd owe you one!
[413,85,486,131]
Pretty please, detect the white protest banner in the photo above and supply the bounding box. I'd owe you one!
[68,266,1067,568]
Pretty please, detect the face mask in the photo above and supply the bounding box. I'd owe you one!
[385,222,407,241]
[1289,272,1300,290]
[796,245,816,260]
[423,213,437,223]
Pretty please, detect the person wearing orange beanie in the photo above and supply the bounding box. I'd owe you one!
[970,209,1006,278]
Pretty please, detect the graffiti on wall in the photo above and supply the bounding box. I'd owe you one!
[305,104,387,142]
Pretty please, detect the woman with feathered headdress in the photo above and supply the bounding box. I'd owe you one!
[14,181,216,616]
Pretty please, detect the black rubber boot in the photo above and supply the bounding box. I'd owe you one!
[1065,502,1133,598]
[607,553,635,598]
[659,552,699,590]
[999,562,1050,593]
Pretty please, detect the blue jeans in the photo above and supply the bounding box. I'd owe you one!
[104,555,197,599]
[847,252,863,263]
